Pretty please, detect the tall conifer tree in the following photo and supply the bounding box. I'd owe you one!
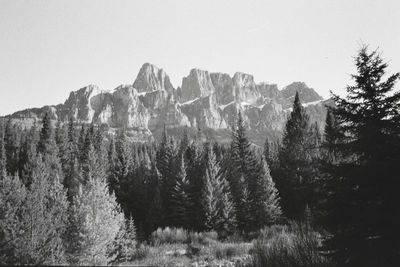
[322,46,400,266]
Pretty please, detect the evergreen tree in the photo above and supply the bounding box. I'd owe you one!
[0,174,27,265]
[202,144,236,235]
[171,154,189,227]
[0,127,6,178]
[276,92,314,219]
[19,157,68,264]
[145,163,163,235]
[37,112,63,182]
[228,111,257,231]
[68,177,125,265]
[4,118,20,175]
[156,126,176,226]
[80,131,106,184]
[185,139,204,230]
[113,216,137,264]
[322,46,400,266]
[202,145,221,231]
[112,130,133,214]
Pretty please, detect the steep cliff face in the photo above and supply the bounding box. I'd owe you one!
[7,63,328,145]
[133,63,175,94]
[181,69,215,103]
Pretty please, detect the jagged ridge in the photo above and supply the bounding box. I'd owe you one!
[7,63,330,145]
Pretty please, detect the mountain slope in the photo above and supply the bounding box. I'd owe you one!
[6,63,330,145]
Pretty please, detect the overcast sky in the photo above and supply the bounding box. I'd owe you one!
[1,0,399,115]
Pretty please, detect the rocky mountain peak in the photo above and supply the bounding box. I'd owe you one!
[281,82,323,103]
[7,63,329,145]
[133,63,174,94]
[181,68,215,103]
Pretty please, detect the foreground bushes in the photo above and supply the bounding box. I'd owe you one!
[251,221,330,267]
[150,227,218,246]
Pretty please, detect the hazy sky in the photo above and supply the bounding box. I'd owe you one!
[1,0,399,115]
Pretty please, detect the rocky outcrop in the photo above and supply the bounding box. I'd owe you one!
[7,63,328,145]
[133,63,174,94]
[181,69,215,103]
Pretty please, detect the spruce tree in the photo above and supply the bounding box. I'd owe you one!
[113,216,137,264]
[37,112,63,182]
[228,111,258,231]
[146,163,163,234]
[202,144,222,231]
[0,174,27,265]
[185,139,204,230]
[276,92,314,219]
[4,118,20,175]
[156,126,176,226]
[171,154,189,228]
[322,46,400,266]
[17,157,69,265]
[68,177,125,265]
[202,144,237,235]
[0,127,6,178]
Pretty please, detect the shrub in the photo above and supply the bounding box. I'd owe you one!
[150,227,188,245]
[214,243,251,260]
[187,230,218,245]
[251,221,330,267]
[131,244,150,261]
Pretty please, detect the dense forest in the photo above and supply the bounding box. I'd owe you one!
[1,47,399,266]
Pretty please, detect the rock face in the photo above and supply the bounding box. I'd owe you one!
[133,63,174,94]
[7,63,329,145]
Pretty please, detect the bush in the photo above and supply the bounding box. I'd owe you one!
[187,230,218,245]
[131,244,150,261]
[150,227,188,245]
[250,221,330,267]
[214,243,251,260]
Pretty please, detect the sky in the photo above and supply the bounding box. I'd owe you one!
[0,0,399,116]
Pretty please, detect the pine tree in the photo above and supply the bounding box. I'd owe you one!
[156,126,176,226]
[0,174,27,265]
[113,216,137,264]
[145,163,163,234]
[171,154,189,228]
[227,111,256,231]
[202,144,236,235]
[112,130,133,214]
[17,157,69,265]
[322,46,400,266]
[0,127,7,178]
[37,112,63,182]
[4,118,20,175]
[202,145,221,231]
[80,132,106,184]
[185,139,204,230]
[276,92,314,219]
[259,160,282,224]
[68,177,125,265]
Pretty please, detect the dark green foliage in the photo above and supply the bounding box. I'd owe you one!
[321,46,400,266]
[4,118,20,175]
[0,125,6,178]
[276,92,317,220]
[0,158,69,265]
[171,154,190,228]
[202,144,236,235]
[251,222,329,267]
[0,173,27,265]
[68,176,125,265]
[228,111,282,232]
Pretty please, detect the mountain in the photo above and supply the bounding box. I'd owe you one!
[5,63,331,145]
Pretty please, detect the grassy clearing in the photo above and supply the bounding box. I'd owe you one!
[119,223,329,266]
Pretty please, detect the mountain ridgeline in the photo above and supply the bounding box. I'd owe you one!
[7,63,330,144]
